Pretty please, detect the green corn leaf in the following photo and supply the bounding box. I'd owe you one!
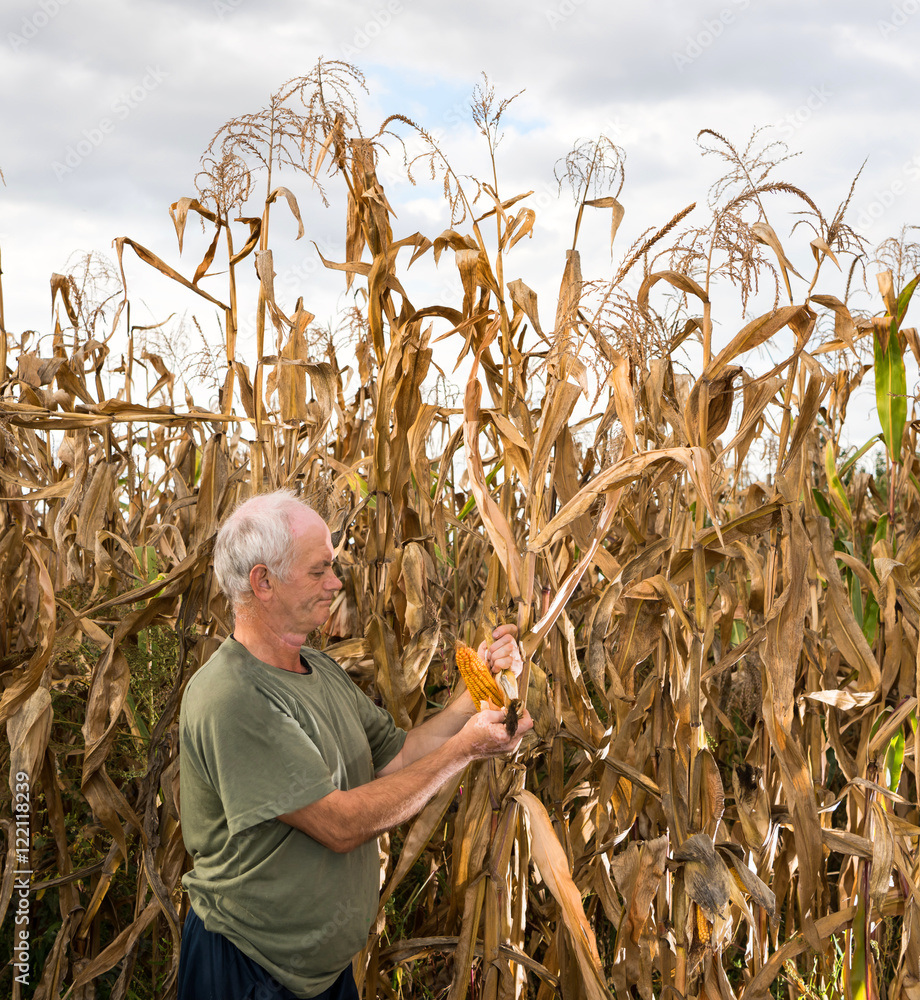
[133,544,159,585]
[885,727,905,794]
[895,271,920,326]
[812,488,833,520]
[125,692,151,741]
[825,440,853,533]
[849,570,864,628]
[838,434,883,477]
[346,472,369,498]
[873,514,889,546]
[850,887,870,1000]
[457,459,503,520]
[870,708,891,740]
[910,472,920,506]
[861,592,879,647]
[874,324,907,465]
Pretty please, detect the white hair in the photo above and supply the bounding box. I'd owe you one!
[213,490,315,607]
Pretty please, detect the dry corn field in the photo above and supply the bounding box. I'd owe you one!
[3,62,920,1000]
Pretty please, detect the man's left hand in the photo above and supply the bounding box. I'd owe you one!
[478,623,523,678]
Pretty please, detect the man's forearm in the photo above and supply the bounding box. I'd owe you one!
[377,690,477,775]
[278,707,527,854]
[278,729,473,852]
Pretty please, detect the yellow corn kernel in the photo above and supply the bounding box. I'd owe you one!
[728,865,746,894]
[695,905,711,944]
[455,642,506,709]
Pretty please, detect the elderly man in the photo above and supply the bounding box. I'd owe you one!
[177,490,531,1000]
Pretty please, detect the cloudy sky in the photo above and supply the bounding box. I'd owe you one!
[2,0,918,439]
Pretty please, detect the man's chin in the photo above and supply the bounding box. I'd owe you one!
[305,609,333,632]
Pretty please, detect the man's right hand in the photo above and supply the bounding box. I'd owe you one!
[458,707,533,761]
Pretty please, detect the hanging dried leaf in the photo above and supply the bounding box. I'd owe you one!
[515,790,610,1000]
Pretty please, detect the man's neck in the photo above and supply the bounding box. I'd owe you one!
[232,608,308,673]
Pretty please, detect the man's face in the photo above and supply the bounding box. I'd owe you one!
[266,509,343,635]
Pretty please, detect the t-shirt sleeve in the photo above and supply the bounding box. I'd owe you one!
[185,685,337,836]
[355,689,407,772]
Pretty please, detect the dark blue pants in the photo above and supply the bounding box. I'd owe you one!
[177,906,359,1000]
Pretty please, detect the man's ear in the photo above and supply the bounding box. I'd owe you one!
[249,564,272,603]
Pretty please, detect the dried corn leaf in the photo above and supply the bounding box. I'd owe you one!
[812,515,882,692]
[704,305,811,380]
[463,356,522,598]
[267,185,306,239]
[6,685,52,790]
[637,269,709,312]
[515,789,610,1000]
[507,278,545,339]
[114,236,229,309]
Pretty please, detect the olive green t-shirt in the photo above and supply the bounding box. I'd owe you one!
[179,637,406,998]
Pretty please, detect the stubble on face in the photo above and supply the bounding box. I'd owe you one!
[283,509,341,633]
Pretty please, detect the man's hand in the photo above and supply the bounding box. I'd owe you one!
[457,705,533,759]
[478,623,523,680]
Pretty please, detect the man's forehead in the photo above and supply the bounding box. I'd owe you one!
[291,508,334,550]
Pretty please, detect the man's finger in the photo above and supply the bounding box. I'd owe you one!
[514,710,534,735]
[486,633,518,656]
[486,639,523,674]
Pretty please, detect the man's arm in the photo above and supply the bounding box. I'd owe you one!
[277,707,532,853]
[375,689,475,776]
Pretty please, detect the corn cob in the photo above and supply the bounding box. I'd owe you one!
[455,642,506,709]
[455,642,522,738]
